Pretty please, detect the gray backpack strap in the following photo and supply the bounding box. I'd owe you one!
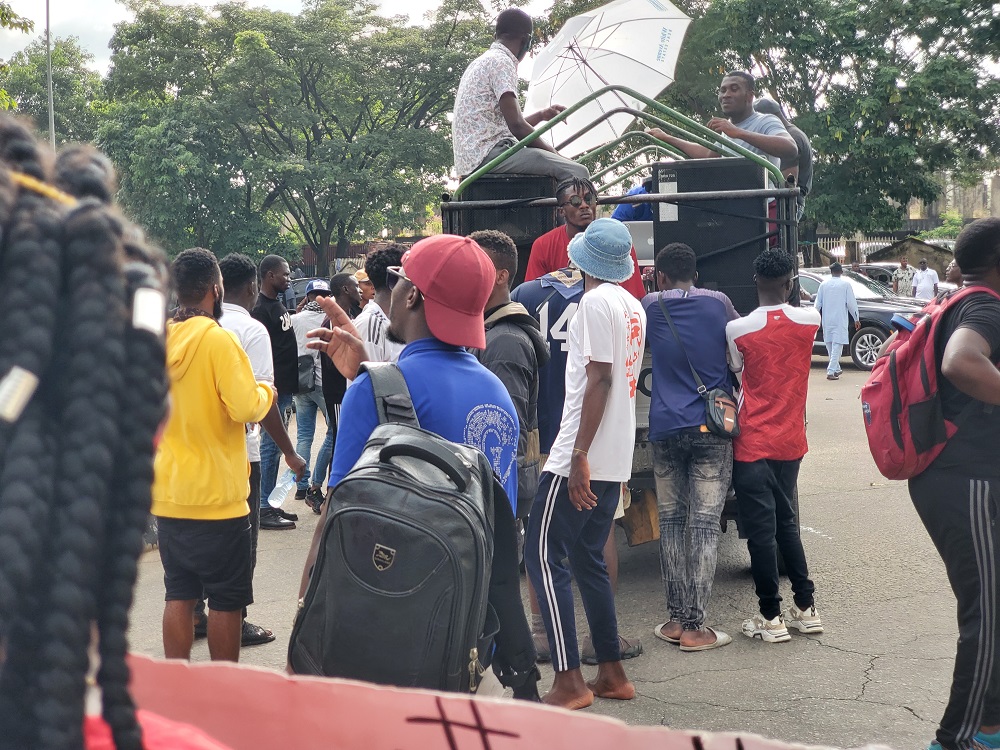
[360,362,420,427]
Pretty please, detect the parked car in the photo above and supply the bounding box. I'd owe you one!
[280,276,326,311]
[799,268,924,370]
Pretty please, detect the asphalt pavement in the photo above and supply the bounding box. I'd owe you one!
[129,361,954,749]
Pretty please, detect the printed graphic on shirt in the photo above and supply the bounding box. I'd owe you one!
[465,403,517,487]
[625,310,643,398]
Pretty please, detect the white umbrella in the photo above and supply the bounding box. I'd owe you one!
[525,0,691,158]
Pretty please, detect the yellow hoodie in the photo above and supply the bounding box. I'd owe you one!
[152,316,274,520]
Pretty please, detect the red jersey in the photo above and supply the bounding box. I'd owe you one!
[725,304,820,463]
[525,225,646,300]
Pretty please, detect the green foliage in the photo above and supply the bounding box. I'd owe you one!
[103,0,494,267]
[918,210,964,240]
[0,37,103,143]
[0,2,34,110]
[0,3,32,34]
[98,99,299,258]
[537,0,1000,234]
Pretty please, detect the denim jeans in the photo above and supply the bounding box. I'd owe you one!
[824,342,843,375]
[732,458,814,620]
[293,389,334,490]
[259,392,293,506]
[653,430,733,630]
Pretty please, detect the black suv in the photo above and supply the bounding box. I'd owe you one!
[799,268,923,370]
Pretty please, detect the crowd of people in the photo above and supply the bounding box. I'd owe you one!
[2,8,999,750]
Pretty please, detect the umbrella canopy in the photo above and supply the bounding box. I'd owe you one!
[525,0,691,158]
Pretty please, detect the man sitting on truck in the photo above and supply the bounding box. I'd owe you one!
[525,177,646,300]
[452,8,589,182]
[646,71,797,171]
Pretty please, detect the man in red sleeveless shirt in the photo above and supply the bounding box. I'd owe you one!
[726,248,824,645]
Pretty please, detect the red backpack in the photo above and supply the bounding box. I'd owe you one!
[861,286,1000,480]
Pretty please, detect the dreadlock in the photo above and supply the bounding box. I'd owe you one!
[0,118,168,750]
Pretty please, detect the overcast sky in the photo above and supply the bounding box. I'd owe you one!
[1,0,549,71]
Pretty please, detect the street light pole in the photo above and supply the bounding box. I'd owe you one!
[45,0,56,150]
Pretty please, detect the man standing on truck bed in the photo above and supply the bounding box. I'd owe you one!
[526,177,646,300]
[646,71,797,171]
[726,248,824,644]
[452,8,589,182]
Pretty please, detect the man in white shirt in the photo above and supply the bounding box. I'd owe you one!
[524,219,646,710]
[217,253,305,646]
[352,245,406,366]
[451,8,588,181]
[913,258,940,299]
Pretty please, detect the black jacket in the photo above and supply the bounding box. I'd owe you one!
[475,302,551,517]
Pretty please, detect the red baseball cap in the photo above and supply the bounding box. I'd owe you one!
[401,234,494,349]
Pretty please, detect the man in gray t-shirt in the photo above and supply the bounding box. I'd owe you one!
[646,71,797,179]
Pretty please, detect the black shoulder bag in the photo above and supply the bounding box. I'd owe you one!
[657,294,740,439]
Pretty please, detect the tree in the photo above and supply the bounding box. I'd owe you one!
[0,36,103,144]
[0,2,34,110]
[105,0,496,268]
[537,0,1000,234]
[919,209,964,240]
[98,98,299,258]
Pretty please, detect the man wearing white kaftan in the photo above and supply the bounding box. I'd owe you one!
[814,263,859,380]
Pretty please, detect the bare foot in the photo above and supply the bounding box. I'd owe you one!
[658,621,682,641]
[543,685,594,710]
[679,628,719,649]
[586,661,636,701]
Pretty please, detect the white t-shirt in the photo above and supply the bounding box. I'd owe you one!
[220,302,274,463]
[544,283,646,482]
[353,299,404,364]
[913,268,940,299]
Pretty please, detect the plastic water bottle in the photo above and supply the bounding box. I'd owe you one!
[267,468,297,508]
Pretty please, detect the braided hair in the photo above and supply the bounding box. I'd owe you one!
[0,118,168,750]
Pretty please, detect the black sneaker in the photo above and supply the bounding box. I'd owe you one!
[260,508,296,530]
[294,488,307,500]
[306,487,325,515]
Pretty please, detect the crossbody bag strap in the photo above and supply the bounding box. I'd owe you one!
[360,362,420,427]
[656,293,708,397]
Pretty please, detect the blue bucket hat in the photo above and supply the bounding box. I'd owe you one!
[567,218,634,283]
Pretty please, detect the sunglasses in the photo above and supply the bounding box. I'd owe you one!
[560,194,596,208]
[386,266,411,291]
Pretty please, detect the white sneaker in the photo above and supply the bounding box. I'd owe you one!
[742,613,791,643]
[783,604,824,634]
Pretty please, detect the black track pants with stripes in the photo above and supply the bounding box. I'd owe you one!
[524,472,621,673]
[910,469,1000,750]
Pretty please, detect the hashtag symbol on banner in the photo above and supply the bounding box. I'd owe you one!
[407,696,519,750]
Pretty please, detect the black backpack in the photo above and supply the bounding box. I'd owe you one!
[288,363,538,695]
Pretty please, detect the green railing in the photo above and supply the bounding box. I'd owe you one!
[599,163,658,194]
[576,131,687,165]
[589,145,669,183]
[453,84,783,198]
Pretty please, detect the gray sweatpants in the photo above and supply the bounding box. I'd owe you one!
[479,141,590,183]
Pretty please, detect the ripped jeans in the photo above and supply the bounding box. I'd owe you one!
[653,430,733,630]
